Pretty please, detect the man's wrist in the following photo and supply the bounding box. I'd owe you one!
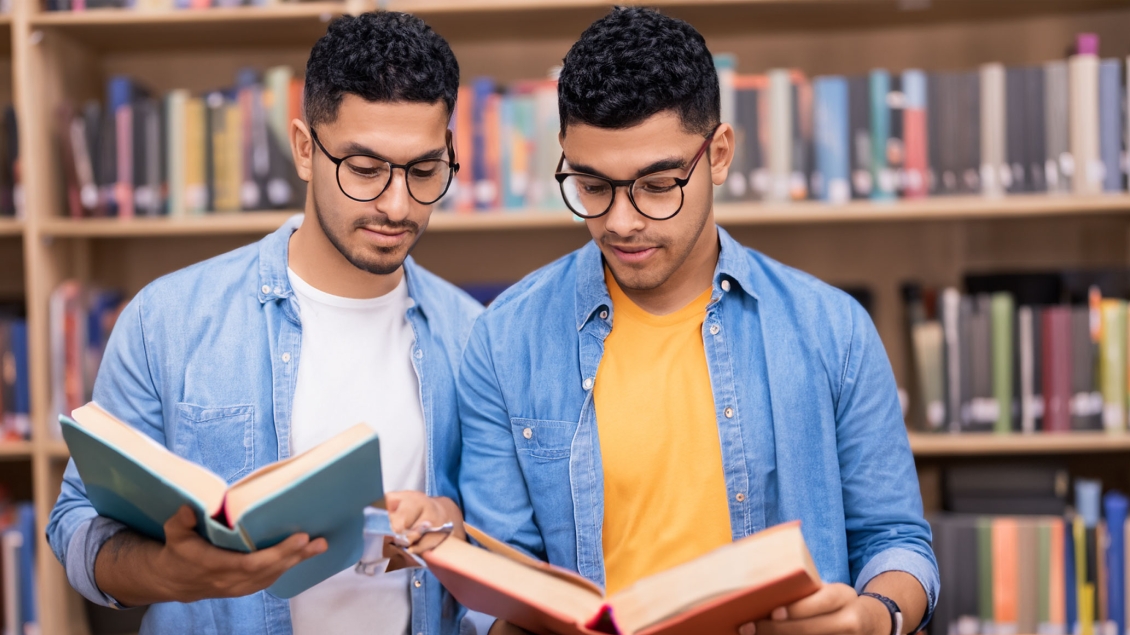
[859,592,901,635]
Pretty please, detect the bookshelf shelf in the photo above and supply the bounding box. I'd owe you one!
[36,194,1130,238]
[43,441,68,461]
[908,432,1130,457]
[0,218,21,236]
[0,441,33,460]
[29,2,351,51]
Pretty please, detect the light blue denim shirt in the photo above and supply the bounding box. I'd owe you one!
[458,227,939,628]
[47,215,484,635]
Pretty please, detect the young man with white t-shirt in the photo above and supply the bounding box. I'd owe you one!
[47,12,481,635]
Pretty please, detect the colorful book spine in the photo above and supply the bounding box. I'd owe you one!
[812,76,849,204]
[1098,59,1123,193]
[980,63,1007,197]
[902,69,928,198]
[1043,307,1074,433]
[1069,34,1102,195]
[1105,492,1127,635]
[1100,299,1128,432]
[992,293,1015,434]
[868,69,894,200]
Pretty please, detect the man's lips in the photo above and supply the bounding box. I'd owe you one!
[609,244,659,264]
[360,226,413,246]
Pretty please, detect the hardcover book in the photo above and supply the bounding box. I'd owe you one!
[60,402,384,598]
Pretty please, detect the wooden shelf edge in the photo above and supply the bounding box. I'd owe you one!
[0,441,34,460]
[0,218,22,236]
[36,194,1130,237]
[29,2,347,26]
[909,432,1130,456]
[44,441,69,460]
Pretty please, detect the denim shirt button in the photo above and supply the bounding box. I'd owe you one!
[273,287,282,295]
[414,349,424,359]
[709,324,720,335]
[414,579,422,588]
[522,427,533,439]
[721,279,732,292]
[261,285,271,294]
[583,377,594,390]
[281,352,291,363]
[724,407,734,418]
[735,493,746,502]
[599,310,608,320]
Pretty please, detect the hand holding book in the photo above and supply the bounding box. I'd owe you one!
[94,505,329,607]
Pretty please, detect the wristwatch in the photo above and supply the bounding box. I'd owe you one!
[860,592,903,635]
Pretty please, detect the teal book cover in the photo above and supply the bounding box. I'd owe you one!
[60,404,383,598]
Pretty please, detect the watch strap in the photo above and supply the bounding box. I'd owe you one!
[860,591,903,635]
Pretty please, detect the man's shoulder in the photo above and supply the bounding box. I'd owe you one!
[136,241,261,309]
[742,246,860,320]
[480,248,583,321]
[404,259,484,331]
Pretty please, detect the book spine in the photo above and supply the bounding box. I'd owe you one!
[1069,53,1102,194]
[1020,306,1037,434]
[981,63,1007,197]
[869,69,894,200]
[902,69,928,198]
[992,293,1015,434]
[1100,300,1128,432]
[813,76,850,204]
[1105,492,1128,635]
[1098,59,1124,192]
[767,69,792,202]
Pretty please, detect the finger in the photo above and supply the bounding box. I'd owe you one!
[781,583,853,620]
[408,530,448,555]
[755,609,861,635]
[162,506,198,541]
[237,533,312,574]
[256,537,328,586]
[385,492,403,514]
[390,502,424,536]
[738,623,756,635]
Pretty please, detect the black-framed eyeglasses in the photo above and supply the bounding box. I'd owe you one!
[554,126,718,221]
[310,128,460,205]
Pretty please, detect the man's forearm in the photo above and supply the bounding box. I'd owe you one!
[863,571,928,634]
[94,530,173,607]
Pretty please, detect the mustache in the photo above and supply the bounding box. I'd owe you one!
[353,216,420,233]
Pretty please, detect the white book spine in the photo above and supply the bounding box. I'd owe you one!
[768,69,792,202]
[1069,54,1102,194]
[980,63,1006,197]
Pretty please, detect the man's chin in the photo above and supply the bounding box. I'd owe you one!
[347,248,410,276]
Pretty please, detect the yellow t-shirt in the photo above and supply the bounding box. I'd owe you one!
[593,269,733,595]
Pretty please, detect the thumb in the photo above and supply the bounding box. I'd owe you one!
[162,505,197,541]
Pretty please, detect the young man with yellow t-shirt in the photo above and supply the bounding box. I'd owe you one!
[457,8,938,635]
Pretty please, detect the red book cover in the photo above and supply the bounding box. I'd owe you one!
[1042,306,1073,432]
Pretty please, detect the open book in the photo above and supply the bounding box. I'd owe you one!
[420,521,822,635]
[61,402,383,598]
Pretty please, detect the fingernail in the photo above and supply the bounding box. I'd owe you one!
[772,608,787,621]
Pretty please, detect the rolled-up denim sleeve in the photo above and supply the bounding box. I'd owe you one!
[46,293,167,608]
[836,300,939,630]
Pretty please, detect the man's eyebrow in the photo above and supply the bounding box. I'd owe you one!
[563,157,687,180]
[338,142,447,163]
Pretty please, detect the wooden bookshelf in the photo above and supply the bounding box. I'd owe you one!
[34,193,1130,238]
[12,1,1130,633]
[909,432,1130,457]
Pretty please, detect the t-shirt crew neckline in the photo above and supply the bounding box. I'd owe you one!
[286,267,408,310]
[604,268,713,328]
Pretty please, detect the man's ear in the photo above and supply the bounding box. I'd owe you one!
[290,119,314,183]
[708,123,736,187]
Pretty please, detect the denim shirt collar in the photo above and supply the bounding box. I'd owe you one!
[573,225,759,330]
[256,213,429,321]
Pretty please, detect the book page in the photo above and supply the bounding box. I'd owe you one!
[72,403,228,514]
[223,423,376,524]
[607,522,820,635]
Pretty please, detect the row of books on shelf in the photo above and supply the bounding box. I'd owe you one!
[0,307,28,443]
[58,67,307,219]
[55,30,1130,220]
[904,269,1130,436]
[0,499,37,635]
[717,32,1130,205]
[45,0,306,10]
[930,480,1128,635]
[49,283,125,438]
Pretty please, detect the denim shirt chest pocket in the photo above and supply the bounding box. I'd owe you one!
[173,404,256,483]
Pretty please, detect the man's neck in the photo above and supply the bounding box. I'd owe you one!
[288,218,403,299]
[616,223,720,316]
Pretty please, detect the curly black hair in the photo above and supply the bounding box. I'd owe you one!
[558,7,719,136]
[304,11,459,128]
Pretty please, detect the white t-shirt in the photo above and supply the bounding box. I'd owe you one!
[287,268,426,635]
